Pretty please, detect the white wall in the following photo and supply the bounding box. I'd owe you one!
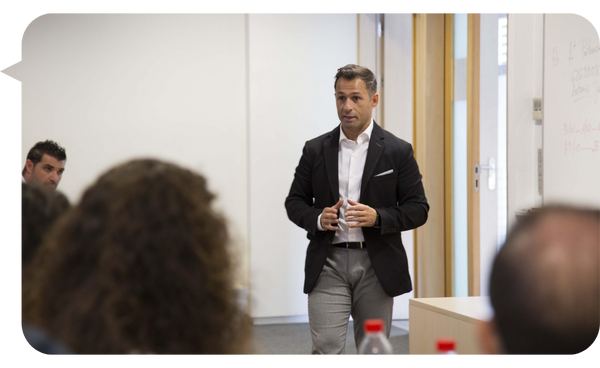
[248,14,357,318]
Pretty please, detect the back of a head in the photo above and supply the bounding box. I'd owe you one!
[21,183,71,268]
[489,206,600,354]
[22,159,250,354]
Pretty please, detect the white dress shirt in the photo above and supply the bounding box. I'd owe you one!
[317,119,374,243]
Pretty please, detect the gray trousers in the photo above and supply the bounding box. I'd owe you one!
[308,246,393,354]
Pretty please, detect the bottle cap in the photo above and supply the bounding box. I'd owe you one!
[437,338,455,351]
[364,319,384,333]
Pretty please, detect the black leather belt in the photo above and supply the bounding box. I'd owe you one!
[332,242,366,249]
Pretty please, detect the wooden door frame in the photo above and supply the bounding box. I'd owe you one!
[413,13,480,298]
[467,13,481,296]
[413,14,446,298]
[444,14,454,297]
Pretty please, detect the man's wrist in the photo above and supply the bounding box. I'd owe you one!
[373,210,380,228]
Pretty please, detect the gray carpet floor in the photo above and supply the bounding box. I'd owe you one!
[251,321,409,354]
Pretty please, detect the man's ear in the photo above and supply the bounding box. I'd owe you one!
[371,93,379,108]
[25,159,34,174]
[476,319,502,354]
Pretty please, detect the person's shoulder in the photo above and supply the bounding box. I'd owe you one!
[377,126,413,151]
[304,126,339,148]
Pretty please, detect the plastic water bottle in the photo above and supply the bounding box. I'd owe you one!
[436,338,456,354]
[357,319,393,354]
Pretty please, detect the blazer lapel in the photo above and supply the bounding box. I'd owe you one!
[323,125,340,201]
[360,122,385,201]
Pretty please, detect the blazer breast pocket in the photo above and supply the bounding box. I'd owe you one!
[371,170,395,184]
[369,169,396,206]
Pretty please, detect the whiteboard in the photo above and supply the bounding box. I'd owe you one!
[543,14,600,208]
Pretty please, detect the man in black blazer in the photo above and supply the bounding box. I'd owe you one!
[285,64,429,354]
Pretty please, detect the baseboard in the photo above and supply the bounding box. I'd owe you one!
[253,315,310,325]
[391,319,410,331]
[253,316,409,330]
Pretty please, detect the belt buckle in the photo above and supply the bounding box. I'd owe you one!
[345,242,363,249]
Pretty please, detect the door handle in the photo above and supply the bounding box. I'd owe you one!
[474,157,496,191]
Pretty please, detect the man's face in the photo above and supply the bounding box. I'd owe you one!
[26,154,66,191]
[335,78,378,135]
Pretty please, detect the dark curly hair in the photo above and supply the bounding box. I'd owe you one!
[22,183,71,268]
[22,159,251,354]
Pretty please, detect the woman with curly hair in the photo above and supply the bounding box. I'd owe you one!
[22,159,252,354]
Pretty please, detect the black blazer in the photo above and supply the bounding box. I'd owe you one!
[285,122,429,297]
